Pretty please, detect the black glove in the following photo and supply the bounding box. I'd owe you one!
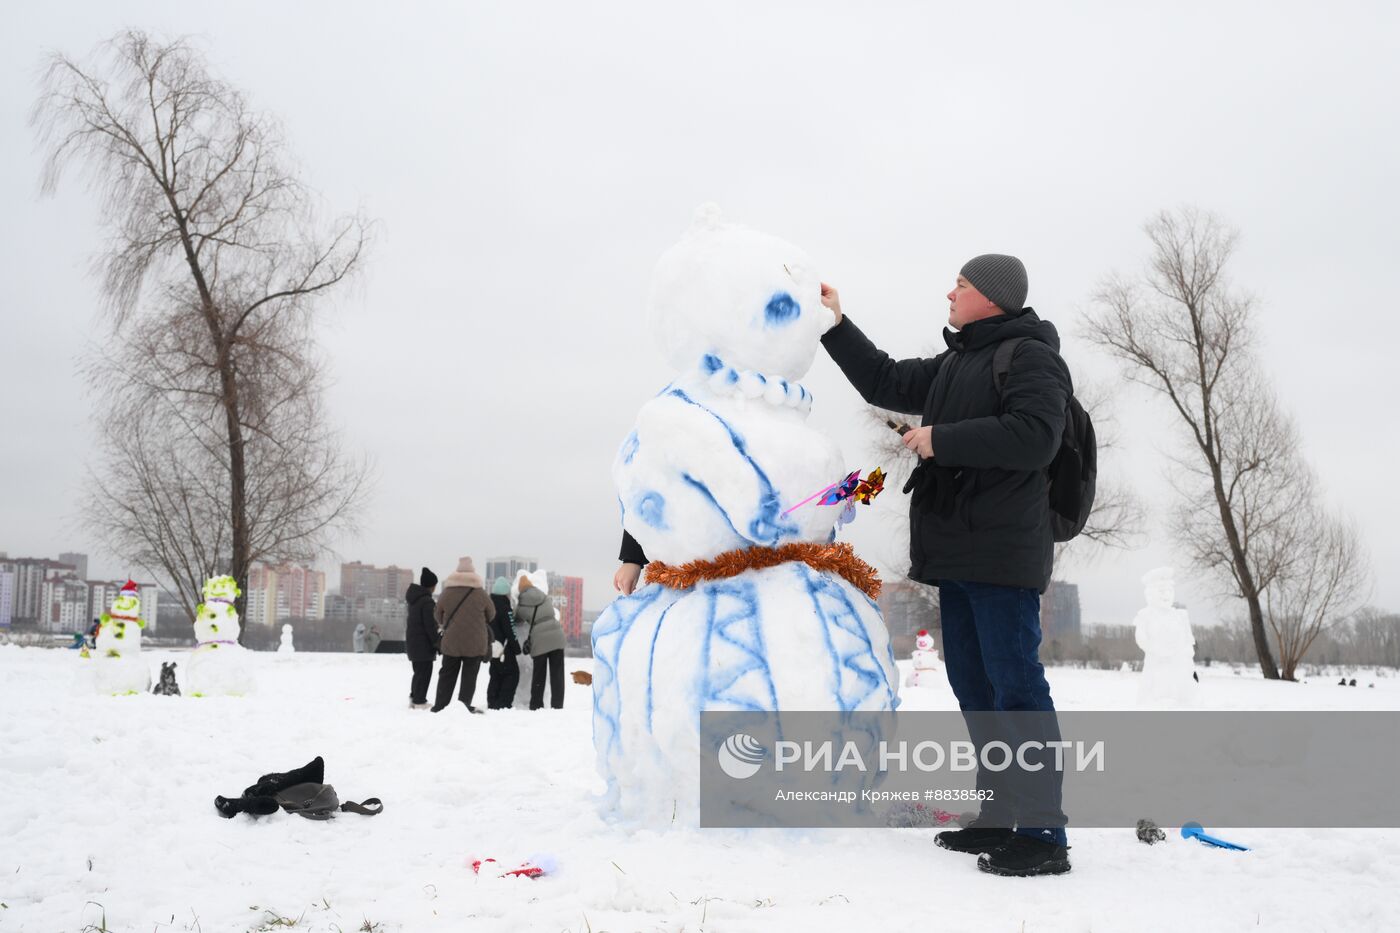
[902,461,960,518]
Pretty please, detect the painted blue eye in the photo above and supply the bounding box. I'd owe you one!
[701,353,723,374]
[636,492,668,530]
[764,292,800,326]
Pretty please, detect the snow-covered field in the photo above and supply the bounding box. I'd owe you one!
[2,644,1398,932]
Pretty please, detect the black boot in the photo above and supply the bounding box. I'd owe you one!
[243,756,325,798]
[214,794,280,819]
[935,818,1016,854]
[977,834,1072,877]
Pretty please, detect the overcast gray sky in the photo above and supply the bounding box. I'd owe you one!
[3,1,1397,627]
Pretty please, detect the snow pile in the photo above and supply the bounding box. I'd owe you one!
[2,647,1397,931]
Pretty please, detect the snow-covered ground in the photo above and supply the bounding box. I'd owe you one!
[2,644,1397,932]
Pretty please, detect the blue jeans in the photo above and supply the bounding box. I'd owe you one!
[939,580,1067,847]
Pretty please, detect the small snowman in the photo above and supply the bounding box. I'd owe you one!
[1133,567,1196,708]
[278,623,296,654]
[91,580,151,695]
[186,575,256,696]
[904,629,941,688]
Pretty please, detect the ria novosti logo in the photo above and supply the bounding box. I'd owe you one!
[717,733,767,779]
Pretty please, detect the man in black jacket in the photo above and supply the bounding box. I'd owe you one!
[404,567,441,709]
[820,254,1071,877]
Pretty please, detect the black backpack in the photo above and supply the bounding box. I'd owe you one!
[992,338,1096,542]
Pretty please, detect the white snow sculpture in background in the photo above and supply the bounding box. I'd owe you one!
[278,623,295,654]
[186,575,256,696]
[592,206,900,825]
[91,580,151,695]
[904,629,941,688]
[1133,567,1196,708]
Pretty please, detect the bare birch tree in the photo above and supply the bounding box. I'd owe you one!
[34,31,370,639]
[1084,207,1369,679]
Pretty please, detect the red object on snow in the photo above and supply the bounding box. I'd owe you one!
[471,857,545,879]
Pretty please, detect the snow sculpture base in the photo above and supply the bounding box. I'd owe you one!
[186,644,256,697]
[89,655,151,695]
[591,565,900,826]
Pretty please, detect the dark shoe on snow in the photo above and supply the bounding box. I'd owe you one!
[243,756,325,798]
[935,819,1016,854]
[214,794,279,819]
[977,834,1071,877]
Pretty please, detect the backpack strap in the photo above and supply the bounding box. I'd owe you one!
[992,337,1028,395]
[340,797,383,816]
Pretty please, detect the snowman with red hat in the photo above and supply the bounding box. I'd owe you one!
[91,580,151,694]
[904,629,941,688]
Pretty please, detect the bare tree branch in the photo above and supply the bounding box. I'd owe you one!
[36,31,372,643]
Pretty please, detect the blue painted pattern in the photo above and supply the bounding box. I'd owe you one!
[699,579,778,712]
[665,389,798,544]
[764,291,800,326]
[636,491,668,529]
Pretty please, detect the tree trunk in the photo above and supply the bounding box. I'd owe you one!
[220,357,251,646]
[1210,473,1281,679]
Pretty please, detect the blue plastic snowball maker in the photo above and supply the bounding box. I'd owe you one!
[1180,822,1250,851]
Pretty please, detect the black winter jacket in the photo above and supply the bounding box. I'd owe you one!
[821,310,1071,591]
[404,583,441,662]
[489,593,520,657]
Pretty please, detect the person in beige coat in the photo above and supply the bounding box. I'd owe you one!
[431,557,496,713]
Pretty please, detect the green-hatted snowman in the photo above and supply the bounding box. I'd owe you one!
[186,575,256,696]
[91,580,151,694]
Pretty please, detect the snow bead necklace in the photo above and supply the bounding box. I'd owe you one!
[699,353,812,413]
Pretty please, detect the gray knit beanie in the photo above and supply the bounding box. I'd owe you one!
[960,254,1028,313]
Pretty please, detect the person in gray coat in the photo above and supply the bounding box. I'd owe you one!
[516,573,566,709]
[431,557,496,713]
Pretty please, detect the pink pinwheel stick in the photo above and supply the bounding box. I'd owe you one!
[782,480,844,516]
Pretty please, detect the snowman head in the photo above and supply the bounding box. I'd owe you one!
[202,575,240,604]
[915,629,935,651]
[1142,567,1175,610]
[110,580,141,620]
[648,205,833,381]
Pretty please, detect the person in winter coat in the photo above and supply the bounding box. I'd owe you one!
[404,567,441,709]
[352,622,367,654]
[431,557,495,713]
[486,576,521,709]
[820,255,1072,878]
[366,625,382,655]
[516,572,566,710]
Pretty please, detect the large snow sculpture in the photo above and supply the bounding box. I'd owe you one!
[592,206,900,824]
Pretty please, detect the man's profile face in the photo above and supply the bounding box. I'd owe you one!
[946,275,1000,330]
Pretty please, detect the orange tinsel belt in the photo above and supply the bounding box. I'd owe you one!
[643,541,882,600]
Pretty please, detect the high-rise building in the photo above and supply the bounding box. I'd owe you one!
[486,556,538,586]
[58,552,89,582]
[8,558,74,624]
[41,573,88,634]
[247,563,326,626]
[339,561,414,603]
[548,574,584,641]
[1041,580,1082,642]
[0,563,14,628]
